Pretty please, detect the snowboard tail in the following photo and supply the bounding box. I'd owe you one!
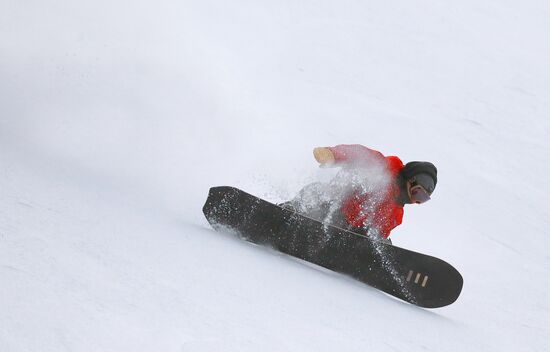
[203,186,463,308]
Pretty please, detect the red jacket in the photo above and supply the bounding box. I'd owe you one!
[328,144,405,238]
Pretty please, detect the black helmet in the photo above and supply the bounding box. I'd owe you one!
[401,161,437,194]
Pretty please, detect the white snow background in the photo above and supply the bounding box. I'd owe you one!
[1,1,550,351]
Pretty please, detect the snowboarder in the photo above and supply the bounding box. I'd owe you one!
[281,144,437,241]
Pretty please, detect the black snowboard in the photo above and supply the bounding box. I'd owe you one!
[202,186,463,308]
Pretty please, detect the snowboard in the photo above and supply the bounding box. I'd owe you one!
[202,186,463,308]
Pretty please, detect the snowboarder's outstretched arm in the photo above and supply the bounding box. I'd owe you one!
[313,144,386,166]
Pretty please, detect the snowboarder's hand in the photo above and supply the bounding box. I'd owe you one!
[313,147,335,166]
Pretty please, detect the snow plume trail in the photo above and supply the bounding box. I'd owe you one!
[289,155,392,233]
[289,158,415,301]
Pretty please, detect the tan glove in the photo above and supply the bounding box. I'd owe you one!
[313,147,335,165]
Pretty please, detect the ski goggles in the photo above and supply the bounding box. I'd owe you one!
[410,184,431,204]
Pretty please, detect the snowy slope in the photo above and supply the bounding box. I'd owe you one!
[1,0,550,351]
